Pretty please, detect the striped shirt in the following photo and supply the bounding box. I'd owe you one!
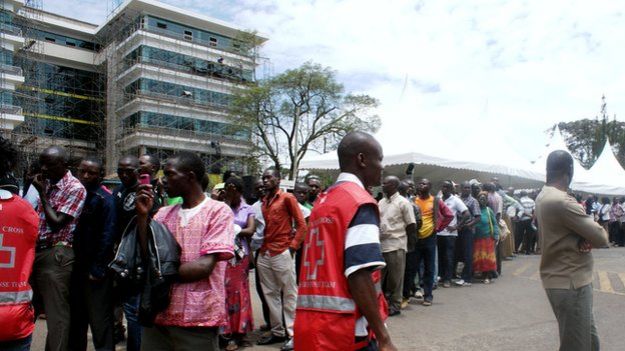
[519,196,536,220]
[336,172,385,337]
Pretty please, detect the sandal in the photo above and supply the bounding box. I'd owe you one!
[226,340,239,351]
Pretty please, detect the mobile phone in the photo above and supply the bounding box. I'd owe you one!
[139,174,151,185]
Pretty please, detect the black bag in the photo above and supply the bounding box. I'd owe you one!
[109,216,181,326]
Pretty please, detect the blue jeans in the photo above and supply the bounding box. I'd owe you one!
[0,335,32,351]
[414,234,436,300]
[123,294,142,351]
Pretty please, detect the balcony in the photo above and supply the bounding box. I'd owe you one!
[142,26,252,57]
[117,125,250,156]
[0,64,25,89]
[0,23,22,37]
[121,56,253,85]
[0,104,23,115]
[118,90,229,114]
[0,103,24,131]
[0,63,23,76]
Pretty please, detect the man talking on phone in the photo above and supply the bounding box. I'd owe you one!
[31,146,87,351]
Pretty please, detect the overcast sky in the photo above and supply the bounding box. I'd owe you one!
[46,0,625,162]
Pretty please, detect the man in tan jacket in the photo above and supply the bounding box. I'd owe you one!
[536,150,608,351]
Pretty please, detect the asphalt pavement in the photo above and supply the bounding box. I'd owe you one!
[31,247,625,350]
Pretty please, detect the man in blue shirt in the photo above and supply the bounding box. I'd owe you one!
[69,157,117,351]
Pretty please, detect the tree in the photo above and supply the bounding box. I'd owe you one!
[229,61,381,179]
[556,96,625,168]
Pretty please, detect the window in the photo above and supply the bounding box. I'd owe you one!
[184,30,193,41]
[157,22,167,29]
[66,42,76,47]
[45,37,55,42]
[209,37,217,47]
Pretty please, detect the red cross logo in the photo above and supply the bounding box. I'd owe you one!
[303,227,324,280]
[0,234,16,269]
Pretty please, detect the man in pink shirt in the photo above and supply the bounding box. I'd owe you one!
[136,151,234,350]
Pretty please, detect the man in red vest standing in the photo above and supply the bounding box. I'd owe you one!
[0,137,39,350]
[294,131,397,351]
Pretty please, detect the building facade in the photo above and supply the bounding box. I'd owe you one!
[0,0,266,174]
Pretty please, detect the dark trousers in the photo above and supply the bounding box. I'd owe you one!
[254,251,271,327]
[69,272,115,351]
[381,249,406,311]
[414,235,436,300]
[546,284,599,351]
[403,250,419,298]
[123,294,141,351]
[456,227,474,282]
[436,236,456,283]
[496,240,503,276]
[517,220,536,253]
[141,326,219,351]
[0,335,32,351]
[618,223,625,247]
[31,246,74,351]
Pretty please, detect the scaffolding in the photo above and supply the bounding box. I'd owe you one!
[2,0,267,179]
[97,2,264,176]
[5,0,107,177]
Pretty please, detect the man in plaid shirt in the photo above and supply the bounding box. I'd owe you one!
[31,146,86,351]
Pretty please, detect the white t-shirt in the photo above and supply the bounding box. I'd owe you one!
[438,195,468,237]
[178,195,209,226]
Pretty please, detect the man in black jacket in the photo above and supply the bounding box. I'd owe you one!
[69,157,116,351]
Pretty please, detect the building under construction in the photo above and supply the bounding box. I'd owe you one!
[0,0,267,176]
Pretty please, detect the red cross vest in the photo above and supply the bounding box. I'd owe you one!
[294,181,388,351]
[0,195,39,341]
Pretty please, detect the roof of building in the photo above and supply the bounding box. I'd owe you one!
[96,0,268,43]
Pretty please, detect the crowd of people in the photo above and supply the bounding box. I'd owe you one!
[0,132,613,351]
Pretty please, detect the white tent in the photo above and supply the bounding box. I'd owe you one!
[580,140,625,195]
[300,136,545,189]
[531,126,590,185]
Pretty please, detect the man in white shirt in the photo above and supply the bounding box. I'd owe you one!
[518,191,537,254]
[438,181,469,288]
[378,176,416,316]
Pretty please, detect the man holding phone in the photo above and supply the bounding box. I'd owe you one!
[31,146,86,351]
[113,155,159,351]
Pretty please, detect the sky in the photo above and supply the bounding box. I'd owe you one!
[46,0,625,162]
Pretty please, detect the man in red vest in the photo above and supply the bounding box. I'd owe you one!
[0,137,39,350]
[294,131,397,351]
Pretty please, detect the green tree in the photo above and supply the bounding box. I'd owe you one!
[556,96,625,168]
[229,61,381,179]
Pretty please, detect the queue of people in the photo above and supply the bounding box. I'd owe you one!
[0,132,611,351]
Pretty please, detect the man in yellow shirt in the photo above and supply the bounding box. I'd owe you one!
[410,179,454,306]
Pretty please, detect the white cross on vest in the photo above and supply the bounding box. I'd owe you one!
[0,234,16,269]
[303,227,324,280]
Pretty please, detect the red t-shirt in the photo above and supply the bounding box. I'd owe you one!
[0,194,39,341]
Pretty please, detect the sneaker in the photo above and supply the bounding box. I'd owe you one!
[442,281,451,288]
[414,290,424,299]
[483,278,491,284]
[388,308,401,316]
[453,279,465,286]
[401,298,409,309]
[422,299,432,306]
[280,338,294,351]
[460,281,472,287]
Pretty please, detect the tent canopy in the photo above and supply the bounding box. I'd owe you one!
[577,140,625,196]
[301,149,545,189]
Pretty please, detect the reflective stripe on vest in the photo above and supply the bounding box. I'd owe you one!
[374,281,382,294]
[0,290,33,304]
[298,282,381,312]
[297,294,356,312]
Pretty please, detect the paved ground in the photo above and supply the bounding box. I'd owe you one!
[32,247,625,350]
